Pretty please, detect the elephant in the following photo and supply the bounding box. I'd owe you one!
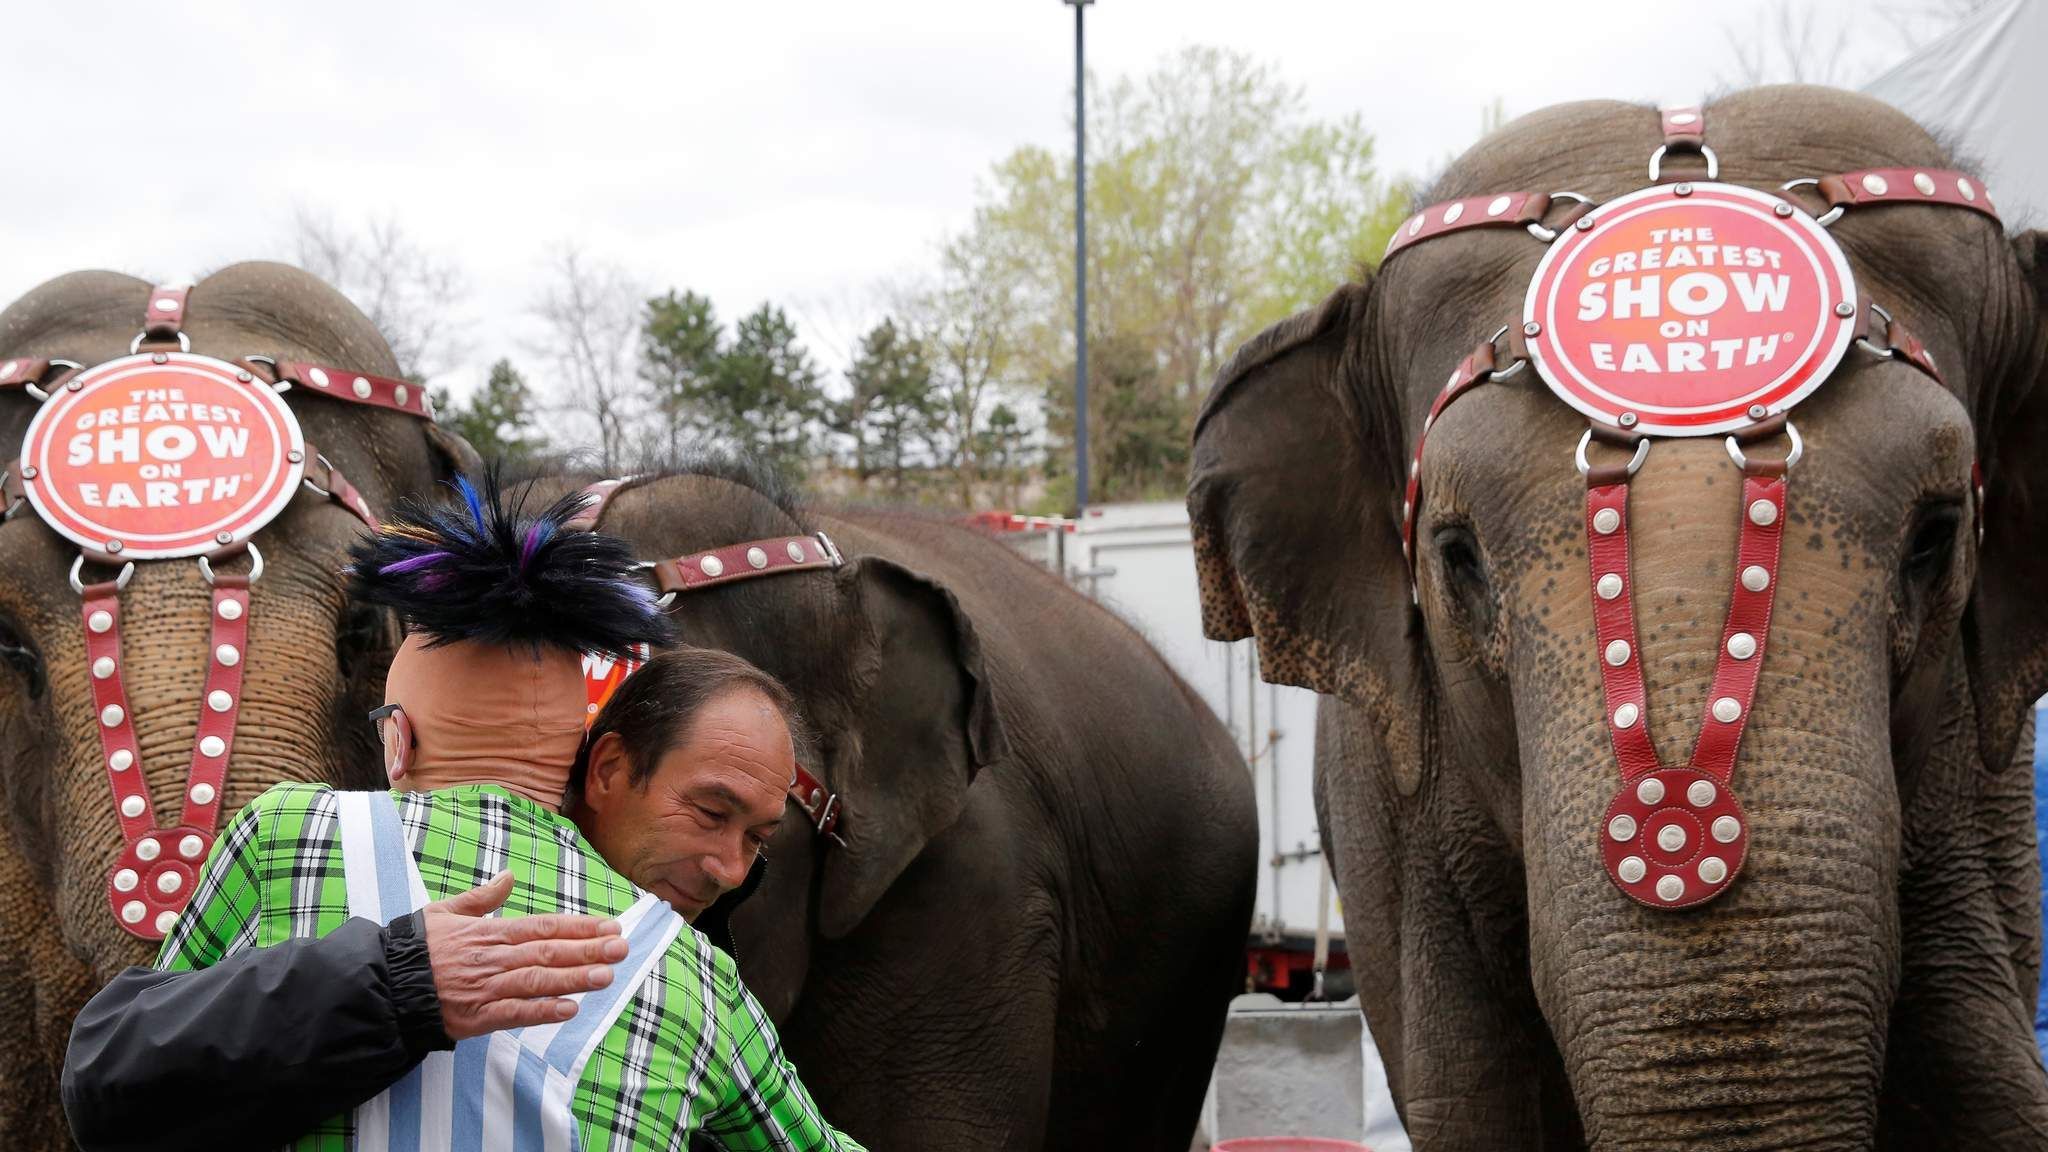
[534,465,1260,1152]
[1187,87,2048,1149]
[0,264,475,1147]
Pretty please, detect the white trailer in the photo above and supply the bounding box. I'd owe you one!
[980,501,1344,997]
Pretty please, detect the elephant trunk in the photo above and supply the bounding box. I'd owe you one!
[1516,446,1902,1150]
[45,563,352,978]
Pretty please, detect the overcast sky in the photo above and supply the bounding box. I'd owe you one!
[3,0,1930,409]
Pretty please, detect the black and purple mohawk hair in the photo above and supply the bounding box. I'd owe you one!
[346,473,672,659]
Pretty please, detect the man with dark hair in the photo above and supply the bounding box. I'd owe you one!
[61,480,860,1152]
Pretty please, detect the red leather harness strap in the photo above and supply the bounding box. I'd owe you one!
[1815,168,1998,223]
[260,359,436,421]
[650,534,842,595]
[299,445,380,530]
[1687,465,1787,779]
[141,285,192,348]
[1584,470,1660,779]
[1661,105,1704,150]
[1382,192,1594,263]
[84,565,250,940]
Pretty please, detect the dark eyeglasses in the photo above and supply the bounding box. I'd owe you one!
[368,703,405,743]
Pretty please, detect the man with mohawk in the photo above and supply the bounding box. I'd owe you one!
[126,476,864,1151]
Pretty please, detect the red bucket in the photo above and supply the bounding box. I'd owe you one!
[1204,1131,1368,1139]
[1212,1141,1372,1152]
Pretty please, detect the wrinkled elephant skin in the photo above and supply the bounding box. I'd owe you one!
[1189,88,2048,1150]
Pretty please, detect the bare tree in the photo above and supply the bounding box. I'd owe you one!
[291,210,468,382]
[1720,1,1863,87]
[1720,0,2001,89]
[529,247,645,472]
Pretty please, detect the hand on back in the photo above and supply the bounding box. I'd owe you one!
[421,871,628,1041]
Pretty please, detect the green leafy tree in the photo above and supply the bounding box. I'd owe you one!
[433,358,547,470]
[933,45,1408,505]
[975,402,1028,507]
[638,290,724,462]
[840,318,936,492]
[716,304,826,478]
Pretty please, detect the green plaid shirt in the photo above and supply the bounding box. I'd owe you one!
[157,782,864,1152]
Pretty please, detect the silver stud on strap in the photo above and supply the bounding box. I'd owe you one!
[699,555,725,578]
[394,385,409,406]
[1711,815,1742,843]
[199,735,226,758]
[88,610,113,634]
[746,547,768,569]
[308,367,330,388]
[1655,875,1685,902]
[156,871,182,896]
[1748,499,1778,527]
[1912,171,1936,195]
[1608,814,1637,842]
[180,834,205,859]
[1596,573,1623,600]
[101,704,124,727]
[1698,856,1728,885]
[215,644,240,667]
[217,599,243,621]
[92,657,115,679]
[1741,565,1770,592]
[154,910,178,934]
[136,837,160,862]
[1605,640,1631,666]
[109,749,133,772]
[121,900,145,925]
[1443,202,1465,224]
[1636,777,1665,805]
[785,541,807,563]
[1614,703,1641,730]
[1862,172,1890,195]
[1959,176,1977,201]
[120,795,145,819]
[1688,780,1717,807]
[1726,633,1756,660]
[1593,507,1621,535]
[1712,697,1742,723]
[1656,824,1687,852]
[352,377,373,399]
[1487,194,1512,217]
[1618,856,1647,883]
[113,868,138,892]
[207,690,233,713]
[189,783,216,806]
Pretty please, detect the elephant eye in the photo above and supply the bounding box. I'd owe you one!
[0,617,45,701]
[1431,522,1494,625]
[1898,500,1961,615]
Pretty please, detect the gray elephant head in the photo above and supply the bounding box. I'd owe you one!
[1188,88,2048,1147]
[537,466,1007,1015]
[0,263,477,982]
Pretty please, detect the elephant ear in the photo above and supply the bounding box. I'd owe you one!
[1969,231,2048,766]
[424,420,484,480]
[1187,276,1425,793]
[820,555,1007,939]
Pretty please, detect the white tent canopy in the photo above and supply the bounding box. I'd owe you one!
[1864,0,2047,229]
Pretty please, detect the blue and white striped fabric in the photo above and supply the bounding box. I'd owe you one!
[334,791,683,1152]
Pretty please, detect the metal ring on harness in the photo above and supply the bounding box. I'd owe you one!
[1483,324,1531,381]
[129,330,192,355]
[1575,429,1651,478]
[1649,143,1719,182]
[1778,179,1845,226]
[22,359,83,403]
[1526,192,1596,243]
[300,454,339,500]
[1725,421,1804,472]
[1856,301,1902,360]
[70,555,136,595]
[198,543,264,587]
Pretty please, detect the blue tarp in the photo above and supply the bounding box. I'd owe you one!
[2035,703,2048,1060]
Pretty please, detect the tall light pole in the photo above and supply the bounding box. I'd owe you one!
[1064,0,1091,514]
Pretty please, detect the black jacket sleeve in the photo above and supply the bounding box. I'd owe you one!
[61,911,452,1152]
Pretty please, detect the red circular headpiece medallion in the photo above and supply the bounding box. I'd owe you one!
[1522,182,1856,436]
[18,353,304,559]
